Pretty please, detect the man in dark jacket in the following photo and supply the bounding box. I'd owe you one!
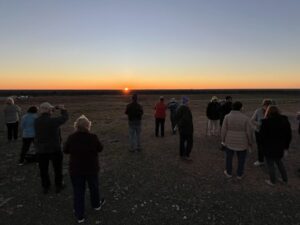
[206,96,221,136]
[125,94,143,152]
[175,96,193,160]
[219,96,232,127]
[35,102,69,193]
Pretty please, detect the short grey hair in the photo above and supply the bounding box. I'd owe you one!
[6,97,14,105]
[74,115,92,131]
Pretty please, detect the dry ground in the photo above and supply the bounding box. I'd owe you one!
[0,94,300,225]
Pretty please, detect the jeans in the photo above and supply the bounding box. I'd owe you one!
[225,148,247,177]
[6,122,19,141]
[170,113,177,134]
[266,158,288,183]
[179,133,193,157]
[19,137,34,163]
[155,118,165,137]
[128,120,141,150]
[255,132,264,162]
[38,151,63,189]
[71,174,101,220]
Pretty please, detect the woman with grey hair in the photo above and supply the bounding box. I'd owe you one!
[3,97,21,142]
[64,115,105,223]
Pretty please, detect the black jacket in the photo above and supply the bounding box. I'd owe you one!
[206,102,221,120]
[175,105,193,135]
[64,131,103,175]
[260,115,292,159]
[125,102,143,121]
[35,110,68,154]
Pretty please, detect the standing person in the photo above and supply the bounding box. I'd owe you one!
[251,99,273,166]
[219,96,232,127]
[206,96,221,136]
[125,94,143,152]
[221,101,253,179]
[175,96,193,160]
[18,106,38,165]
[3,97,21,142]
[64,115,105,223]
[35,102,68,194]
[167,98,179,134]
[154,96,167,137]
[260,105,292,186]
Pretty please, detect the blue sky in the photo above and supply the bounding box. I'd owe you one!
[0,0,300,89]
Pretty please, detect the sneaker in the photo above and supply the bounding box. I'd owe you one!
[253,161,264,166]
[224,170,232,178]
[265,179,275,186]
[237,175,244,180]
[18,162,24,166]
[77,218,85,223]
[94,198,106,211]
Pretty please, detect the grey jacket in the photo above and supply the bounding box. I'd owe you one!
[35,110,69,154]
[4,104,21,123]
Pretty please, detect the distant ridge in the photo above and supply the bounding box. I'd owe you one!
[0,89,300,96]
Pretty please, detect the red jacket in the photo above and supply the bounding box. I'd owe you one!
[154,102,167,119]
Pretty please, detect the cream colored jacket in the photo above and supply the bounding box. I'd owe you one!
[221,111,253,151]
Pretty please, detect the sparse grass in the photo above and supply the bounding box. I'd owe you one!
[0,94,300,225]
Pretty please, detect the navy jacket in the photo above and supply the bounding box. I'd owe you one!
[260,115,292,159]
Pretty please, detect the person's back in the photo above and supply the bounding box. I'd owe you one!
[125,102,143,122]
[206,101,220,120]
[168,101,178,113]
[222,110,252,151]
[260,115,291,158]
[176,105,193,135]
[4,104,21,123]
[35,107,68,153]
[21,113,38,138]
[64,131,103,175]
[154,101,166,119]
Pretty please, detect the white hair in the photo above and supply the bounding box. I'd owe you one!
[6,97,14,105]
[74,115,92,131]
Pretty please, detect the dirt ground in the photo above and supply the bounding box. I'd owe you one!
[0,93,300,225]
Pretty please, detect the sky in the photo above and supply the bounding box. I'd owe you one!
[0,0,300,90]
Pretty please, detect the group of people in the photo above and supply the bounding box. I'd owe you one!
[2,94,300,223]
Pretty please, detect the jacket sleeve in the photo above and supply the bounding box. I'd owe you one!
[63,136,71,154]
[95,135,103,152]
[284,117,292,149]
[221,115,228,143]
[246,119,253,146]
[54,109,69,126]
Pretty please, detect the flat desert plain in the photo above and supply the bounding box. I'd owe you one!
[0,93,300,225]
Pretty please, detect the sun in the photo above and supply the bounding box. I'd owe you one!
[123,87,130,94]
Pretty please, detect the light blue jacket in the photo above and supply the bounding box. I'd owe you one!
[21,113,38,138]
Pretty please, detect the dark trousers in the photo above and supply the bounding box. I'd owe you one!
[6,122,19,141]
[71,174,100,220]
[255,132,264,162]
[155,118,165,137]
[266,158,288,183]
[179,133,193,157]
[19,137,34,162]
[225,148,247,177]
[170,113,177,134]
[38,152,63,189]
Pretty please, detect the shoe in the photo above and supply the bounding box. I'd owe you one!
[224,170,232,178]
[265,179,275,186]
[277,177,288,184]
[18,161,24,166]
[253,161,264,166]
[237,175,244,180]
[77,218,85,223]
[94,198,106,211]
